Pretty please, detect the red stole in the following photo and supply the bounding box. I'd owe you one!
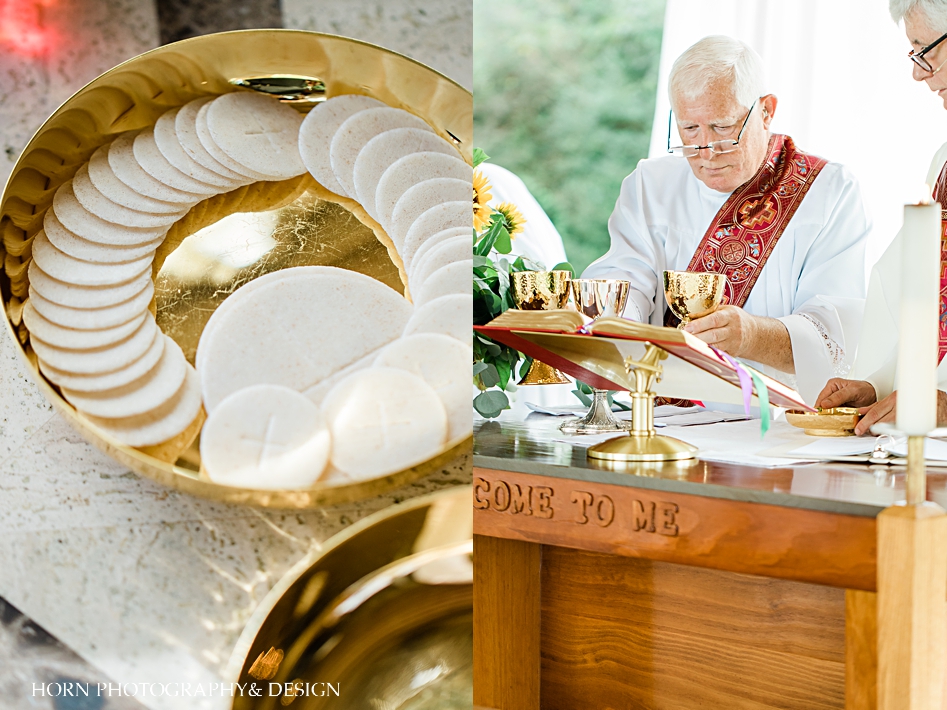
[664,134,828,327]
[931,160,947,363]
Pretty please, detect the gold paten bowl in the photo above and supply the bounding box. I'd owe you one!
[785,407,861,437]
[663,270,727,326]
[0,30,472,507]
[227,486,472,709]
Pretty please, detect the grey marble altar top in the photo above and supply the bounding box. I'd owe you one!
[473,417,935,517]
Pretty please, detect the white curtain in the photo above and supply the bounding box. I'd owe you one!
[649,0,947,271]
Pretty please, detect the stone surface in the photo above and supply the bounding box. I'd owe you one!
[281,0,473,90]
[155,0,282,45]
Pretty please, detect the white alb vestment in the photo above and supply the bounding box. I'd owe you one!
[479,163,568,270]
[583,148,871,405]
[851,142,947,398]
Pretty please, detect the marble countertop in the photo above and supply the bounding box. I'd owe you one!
[473,416,936,516]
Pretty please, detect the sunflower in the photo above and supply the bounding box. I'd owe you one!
[493,201,526,238]
[473,170,493,232]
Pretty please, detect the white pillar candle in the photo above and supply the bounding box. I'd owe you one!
[896,189,941,435]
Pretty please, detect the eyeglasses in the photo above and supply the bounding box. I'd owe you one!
[909,31,947,73]
[667,100,757,158]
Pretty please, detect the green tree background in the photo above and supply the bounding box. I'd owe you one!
[473,0,667,273]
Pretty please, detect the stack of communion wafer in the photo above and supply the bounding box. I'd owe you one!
[15,91,473,489]
[24,92,306,446]
[197,95,474,490]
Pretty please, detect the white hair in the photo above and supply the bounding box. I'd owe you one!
[668,35,765,111]
[890,0,947,29]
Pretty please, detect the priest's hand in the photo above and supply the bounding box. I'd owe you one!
[854,390,947,436]
[683,305,794,373]
[816,378,877,411]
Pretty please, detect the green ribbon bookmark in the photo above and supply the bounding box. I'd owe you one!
[747,368,771,437]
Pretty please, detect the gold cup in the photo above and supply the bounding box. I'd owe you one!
[571,278,631,319]
[510,271,572,385]
[663,270,727,328]
[560,278,633,435]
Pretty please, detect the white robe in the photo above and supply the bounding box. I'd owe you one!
[479,163,569,269]
[851,141,947,398]
[582,146,872,405]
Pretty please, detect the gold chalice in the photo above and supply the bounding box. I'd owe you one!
[560,279,633,435]
[663,270,728,328]
[510,271,572,385]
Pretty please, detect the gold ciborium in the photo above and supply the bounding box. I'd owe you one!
[663,270,728,328]
[510,271,572,385]
[560,279,633,435]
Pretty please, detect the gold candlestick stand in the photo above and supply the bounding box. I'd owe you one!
[875,433,947,709]
[586,343,697,462]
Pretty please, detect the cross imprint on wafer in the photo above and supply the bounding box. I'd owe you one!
[354,398,415,449]
[242,414,291,466]
[245,112,288,152]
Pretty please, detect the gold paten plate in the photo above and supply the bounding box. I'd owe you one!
[226,486,472,709]
[785,407,861,437]
[0,30,472,507]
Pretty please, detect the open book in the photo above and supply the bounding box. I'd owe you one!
[476,310,813,411]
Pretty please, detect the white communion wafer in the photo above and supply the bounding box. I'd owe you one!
[30,315,159,375]
[84,365,202,447]
[31,231,153,287]
[353,129,459,221]
[29,281,154,330]
[330,107,435,200]
[39,331,165,393]
[387,177,471,251]
[22,300,147,350]
[62,337,188,419]
[403,293,472,344]
[28,260,152,310]
[206,92,307,180]
[374,152,471,228]
[409,235,472,294]
[298,94,386,196]
[108,131,204,205]
[44,210,162,264]
[154,107,239,190]
[195,102,270,181]
[197,265,413,412]
[175,98,250,182]
[402,201,472,269]
[410,229,470,273]
[87,144,186,215]
[414,260,472,307]
[322,367,447,479]
[373,333,473,441]
[133,128,220,196]
[52,180,168,247]
[73,164,186,229]
[201,384,331,489]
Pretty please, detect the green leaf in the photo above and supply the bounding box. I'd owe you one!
[495,358,512,391]
[474,215,507,256]
[572,388,592,407]
[552,261,576,276]
[472,255,491,268]
[493,225,512,254]
[474,390,508,418]
[518,357,533,379]
[473,147,490,168]
[472,361,489,377]
[479,363,500,388]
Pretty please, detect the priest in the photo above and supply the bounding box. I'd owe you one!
[817,0,947,433]
[583,35,871,404]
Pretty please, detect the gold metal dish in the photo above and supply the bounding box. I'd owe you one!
[0,30,472,507]
[227,486,472,709]
[785,407,861,437]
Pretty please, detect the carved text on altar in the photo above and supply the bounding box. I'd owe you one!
[474,477,554,518]
[473,476,681,536]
